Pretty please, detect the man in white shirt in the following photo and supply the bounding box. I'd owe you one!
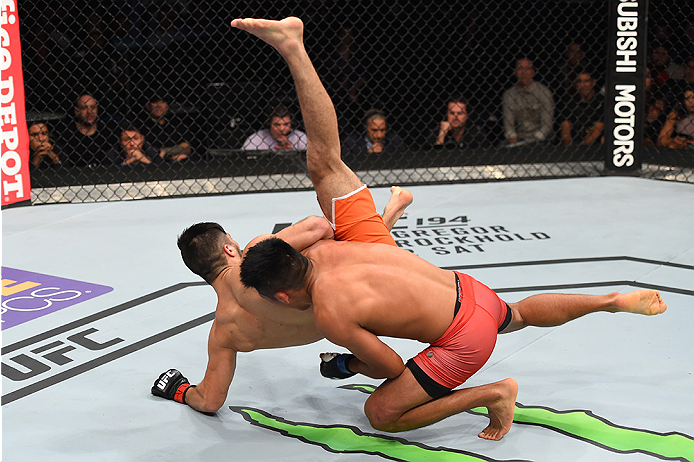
[242,103,308,151]
[502,58,555,145]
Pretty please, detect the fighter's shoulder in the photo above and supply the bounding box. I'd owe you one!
[244,233,274,253]
[211,300,261,352]
[312,266,362,307]
[312,283,361,340]
[214,295,244,322]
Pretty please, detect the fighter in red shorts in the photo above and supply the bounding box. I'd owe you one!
[240,215,667,441]
[407,272,512,398]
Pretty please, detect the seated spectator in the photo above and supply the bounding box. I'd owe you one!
[502,58,555,145]
[106,125,160,165]
[432,95,487,149]
[650,44,684,90]
[558,70,604,145]
[56,93,116,166]
[661,58,694,110]
[241,104,308,151]
[28,122,61,168]
[645,100,668,147]
[139,96,191,161]
[341,109,407,157]
[559,42,586,98]
[658,86,694,150]
[644,67,667,147]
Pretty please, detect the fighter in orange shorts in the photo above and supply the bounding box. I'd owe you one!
[329,185,398,246]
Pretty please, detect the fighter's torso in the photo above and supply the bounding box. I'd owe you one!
[305,240,458,343]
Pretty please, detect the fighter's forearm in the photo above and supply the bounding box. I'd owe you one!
[348,356,405,380]
[278,215,334,251]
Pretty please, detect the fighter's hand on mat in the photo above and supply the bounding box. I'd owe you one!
[151,368,195,403]
[320,353,357,379]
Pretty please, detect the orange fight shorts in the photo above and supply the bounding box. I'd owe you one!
[406,271,512,399]
[327,185,396,246]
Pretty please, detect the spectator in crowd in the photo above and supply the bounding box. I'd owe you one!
[559,42,587,98]
[684,20,694,64]
[140,96,191,161]
[650,44,684,89]
[432,95,487,149]
[644,67,667,147]
[341,109,407,157]
[57,93,115,166]
[28,122,61,168]
[502,58,555,145]
[662,58,694,109]
[658,86,694,150]
[645,65,662,107]
[241,104,308,151]
[106,125,160,165]
[645,99,667,147]
[559,70,605,145]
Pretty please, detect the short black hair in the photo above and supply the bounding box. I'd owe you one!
[269,104,292,120]
[118,123,142,135]
[74,93,97,108]
[240,237,310,299]
[363,108,387,127]
[447,95,468,107]
[177,222,229,284]
[148,95,165,104]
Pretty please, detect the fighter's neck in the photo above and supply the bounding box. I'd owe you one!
[303,259,318,297]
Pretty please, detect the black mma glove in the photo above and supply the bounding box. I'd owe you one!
[320,353,357,379]
[152,369,195,404]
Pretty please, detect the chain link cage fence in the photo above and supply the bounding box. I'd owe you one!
[19,0,694,205]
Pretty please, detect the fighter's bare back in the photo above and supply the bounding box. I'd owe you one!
[304,240,459,344]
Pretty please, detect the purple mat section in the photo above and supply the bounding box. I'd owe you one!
[1,267,113,330]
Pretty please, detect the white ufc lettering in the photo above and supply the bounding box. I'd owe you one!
[157,370,176,390]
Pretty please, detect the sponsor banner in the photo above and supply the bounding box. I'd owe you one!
[1,0,31,205]
[1,267,113,330]
[604,0,648,172]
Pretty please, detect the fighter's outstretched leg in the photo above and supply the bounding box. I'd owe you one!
[501,290,667,333]
[230,17,305,60]
[231,17,361,219]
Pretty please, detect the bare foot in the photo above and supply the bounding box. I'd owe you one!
[230,17,304,57]
[478,378,517,441]
[382,186,414,230]
[614,290,667,315]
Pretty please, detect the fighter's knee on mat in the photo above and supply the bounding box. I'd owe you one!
[363,394,402,432]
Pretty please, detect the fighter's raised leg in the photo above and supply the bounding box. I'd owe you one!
[231,17,361,219]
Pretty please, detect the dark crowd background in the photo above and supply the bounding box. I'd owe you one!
[19,0,694,203]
